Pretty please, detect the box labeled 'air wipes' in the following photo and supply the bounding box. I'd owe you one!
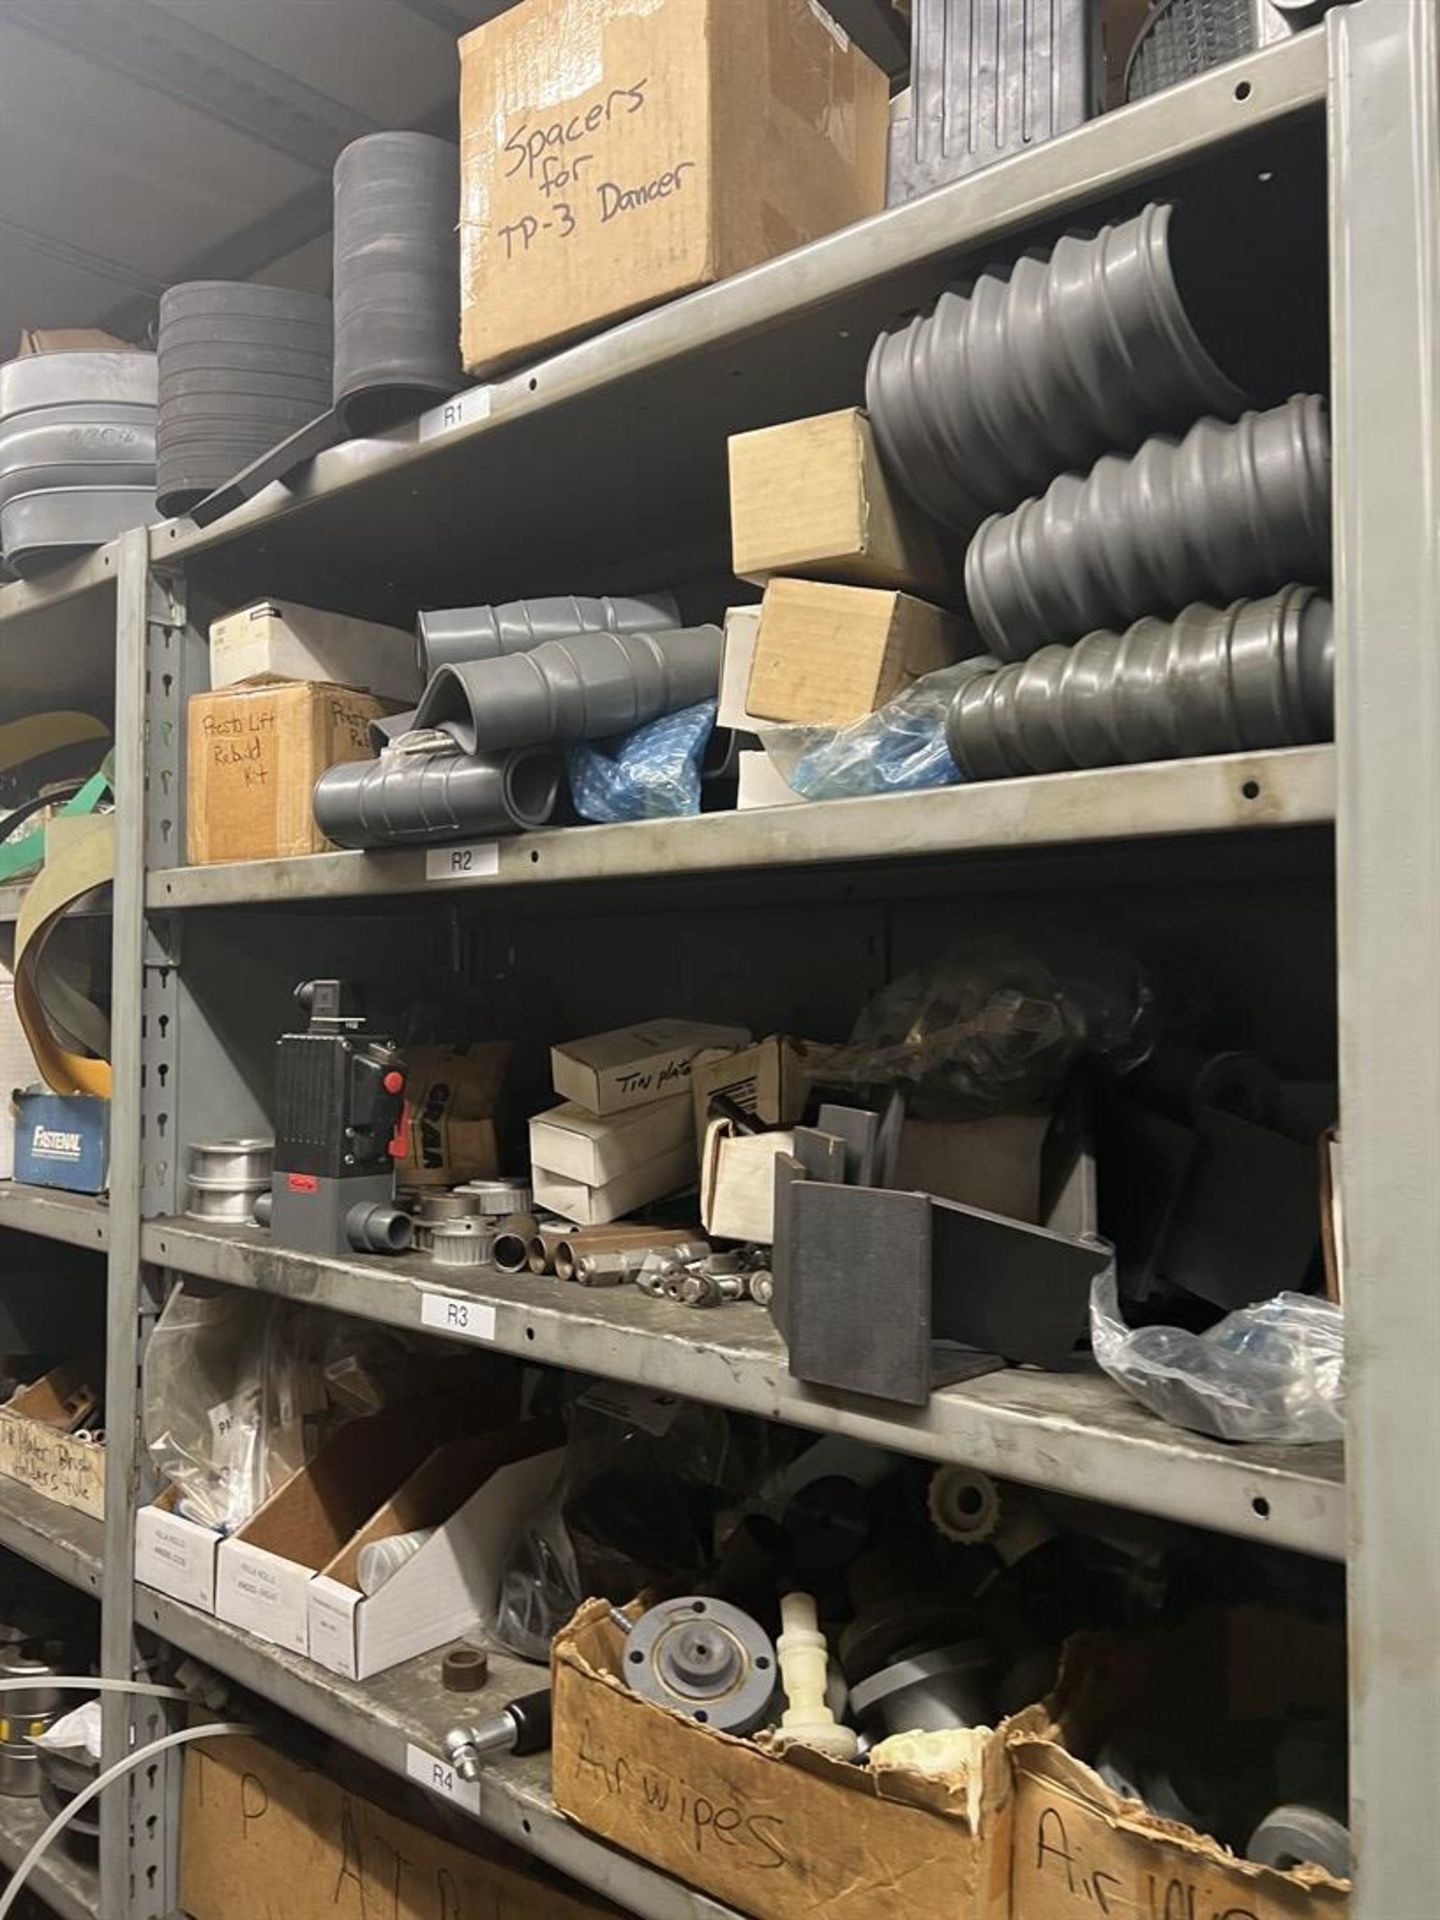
[12,1093,108,1194]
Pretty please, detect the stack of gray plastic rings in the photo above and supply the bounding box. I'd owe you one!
[0,349,157,576]
[156,282,332,519]
[863,200,1334,780]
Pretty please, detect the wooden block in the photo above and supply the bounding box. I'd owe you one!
[729,408,953,599]
[746,577,967,725]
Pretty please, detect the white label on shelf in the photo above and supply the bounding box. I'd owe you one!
[420,1292,498,1343]
[421,385,493,441]
[405,1743,481,1813]
[425,841,501,883]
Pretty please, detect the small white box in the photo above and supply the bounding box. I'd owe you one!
[307,1433,562,1681]
[551,1019,750,1118]
[215,1540,314,1653]
[529,1094,693,1188]
[718,605,765,732]
[700,1121,797,1244]
[209,599,421,706]
[736,751,803,811]
[532,1142,696,1227]
[135,1490,222,1614]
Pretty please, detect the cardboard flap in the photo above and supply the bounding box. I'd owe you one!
[7,1358,103,1431]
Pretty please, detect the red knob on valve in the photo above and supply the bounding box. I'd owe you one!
[383,1070,405,1095]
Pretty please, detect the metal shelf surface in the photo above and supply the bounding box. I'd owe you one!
[140,1594,738,1920]
[144,1219,1345,1560]
[150,33,1327,619]
[0,1476,103,1596]
[0,1788,99,1920]
[0,1186,109,1253]
[147,745,1335,910]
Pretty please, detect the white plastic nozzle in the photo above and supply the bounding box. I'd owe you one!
[776,1591,858,1762]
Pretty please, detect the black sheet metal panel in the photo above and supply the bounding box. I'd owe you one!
[156,281,333,518]
[787,1182,938,1405]
[865,203,1248,531]
[186,409,343,529]
[930,1195,1111,1368]
[333,132,462,436]
[964,396,1332,660]
[888,0,1102,205]
[947,586,1333,779]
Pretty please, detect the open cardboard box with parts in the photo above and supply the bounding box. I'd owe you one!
[552,1599,1012,1920]
[1007,1609,1351,1920]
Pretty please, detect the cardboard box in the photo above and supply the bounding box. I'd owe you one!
[748,578,970,725]
[551,1019,750,1117]
[458,0,889,374]
[530,1092,692,1188]
[308,1426,561,1679]
[553,1600,1012,1920]
[1008,1610,1350,1920]
[209,599,422,706]
[401,1042,509,1189]
[892,1112,1051,1223]
[12,1093,108,1194]
[691,1035,835,1141]
[16,327,132,356]
[215,1409,445,1654]
[730,408,951,599]
[0,1362,105,1521]
[700,1120,796,1244]
[533,1142,695,1227]
[736,750,804,810]
[181,1731,619,1920]
[135,1485,223,1613]
[186,679,387,865]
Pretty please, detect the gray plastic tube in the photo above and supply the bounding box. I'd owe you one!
[333,133,462,435]
[965,396,1332,659]
[418,592,681,677]
[313,744,563,849]
[416,626,723,755]
[945,586,1333,780]
[866,203,1248,530]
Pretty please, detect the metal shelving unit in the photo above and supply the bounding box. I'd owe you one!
[0,1188,108,1254]
[0,6,1429,1916]
[0,1794,99,1920]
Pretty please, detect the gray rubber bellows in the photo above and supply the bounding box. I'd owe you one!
[157,282,333,518]
[945,586,1333,780]
[313,746,563,849]
[0,349,157,575]
[866,203,1247,531]
[333,132,462,436]
[418,592,682,677]
[416,626,724,754]
[965,396,1332,659]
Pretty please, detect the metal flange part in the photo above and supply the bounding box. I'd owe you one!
[1246,1804,1352,1880]
[849,1638,996,1739]
[622,1596,777,1735]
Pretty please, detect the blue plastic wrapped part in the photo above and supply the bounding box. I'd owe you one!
[568,700,715,824]
[783,663,987,801]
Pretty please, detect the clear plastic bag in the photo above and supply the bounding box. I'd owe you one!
[568,700,715,823]
[142,1287,354,1533]
[1090,1269,1345,1444]
[823,936,1159,1111]
[773,663,979,801]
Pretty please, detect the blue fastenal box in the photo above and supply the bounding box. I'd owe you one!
[12,1093,109,1194]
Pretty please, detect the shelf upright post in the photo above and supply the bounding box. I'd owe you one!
[1330,1,1440,1911]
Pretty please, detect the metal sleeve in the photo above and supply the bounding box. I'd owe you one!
[965,397,1332,659]
[945,587,1333,779]
[866,203,1247,530]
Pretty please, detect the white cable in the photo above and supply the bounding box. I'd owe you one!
[0,1720,253,1920]
[0,1677,192,1701]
